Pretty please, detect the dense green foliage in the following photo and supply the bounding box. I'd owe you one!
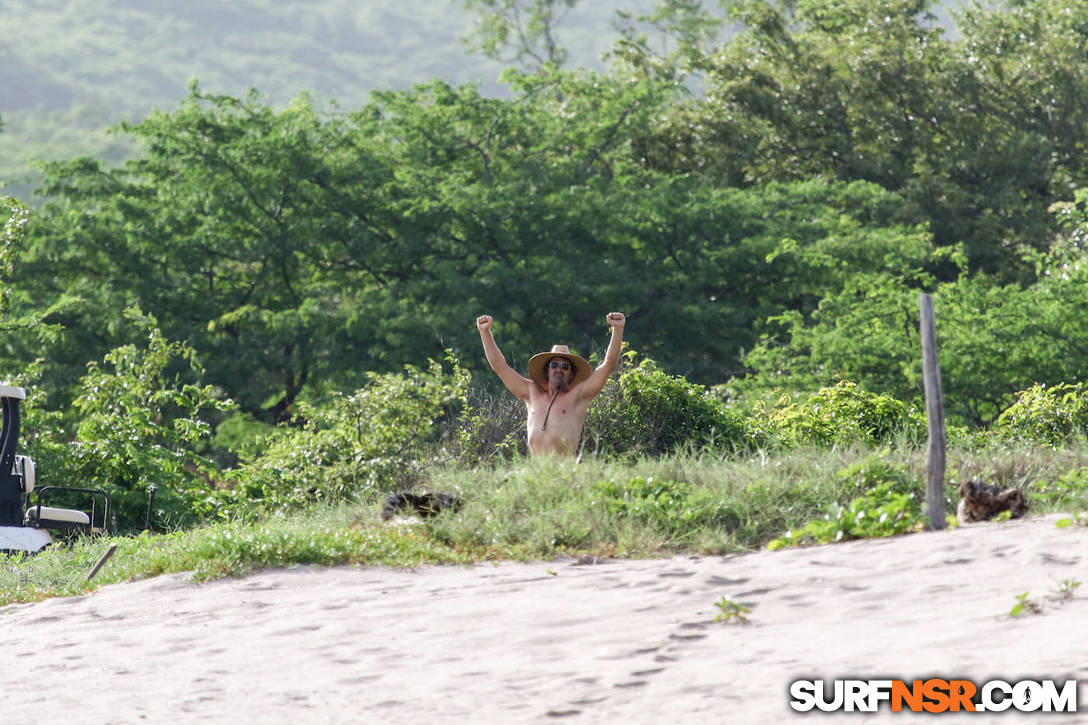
[9,0,1088,430]
[215,356,470,517]
[758,382,926,447]
[993,383,1088,446]
[767,453,925,549]
[583,353,751,455]
[15,73,944,419]
[5,0,1088,582]
[22,312,232,531]
[593,475,741,538]
[0,196,27,324]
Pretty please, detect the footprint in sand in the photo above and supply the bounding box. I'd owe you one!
[677,621,711,631]
[319,600,353,611]
[1040,552,1079,566]
[631,667,665,677]
[628,646,659,656]
[738,586,774,596]
[271,623,323,636]
[657,569,696,579]
[546,708,583,718]
[338,674,383,686]
[239,581,283,592]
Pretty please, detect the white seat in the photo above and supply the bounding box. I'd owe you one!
[18,455,90,527]
[25,506,91,526]
[0,384,26,400]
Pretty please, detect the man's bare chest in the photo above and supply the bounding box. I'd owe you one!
[527,389,589,421]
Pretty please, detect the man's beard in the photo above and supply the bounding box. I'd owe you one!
[550,371,571,392]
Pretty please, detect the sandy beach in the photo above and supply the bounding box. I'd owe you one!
[3,513,1086,723]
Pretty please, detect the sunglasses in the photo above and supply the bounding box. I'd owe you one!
[548,361,571,370]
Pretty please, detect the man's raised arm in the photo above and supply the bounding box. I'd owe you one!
[476,315,532,401]
[578,312,626,401]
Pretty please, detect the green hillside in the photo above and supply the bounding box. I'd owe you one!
[0,0,652,199]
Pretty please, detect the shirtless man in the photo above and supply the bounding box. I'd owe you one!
[476,312,626,456]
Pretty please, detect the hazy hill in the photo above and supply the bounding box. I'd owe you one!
[0,0,656,200]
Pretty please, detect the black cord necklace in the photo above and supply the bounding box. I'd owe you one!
[541,390,560,431]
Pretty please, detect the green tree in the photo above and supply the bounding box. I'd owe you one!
[22,76,676,415]
[65,310,234,530]
[609,0,726,83]
[1,195,72,341]
[19,69,948,415]
[743,190,1088,425]
[26,87,403,418]
[608,177,934,381]
[627,0,1088,279]
[463,0,578,70]
[0,196,29,327]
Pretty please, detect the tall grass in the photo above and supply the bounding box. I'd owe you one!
[0,506,486,606]
[5,441,1088,606]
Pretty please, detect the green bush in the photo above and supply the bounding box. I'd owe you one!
[1029,467,1088,509]
[218,356,469,515]
[765,381,925,448]
[834,451,919,500]
[767,484,924,549]
[583,354,750,456]
[593,476,739,536]
[60,312,232,531]
[449,383,527,463]
[993,383,1088,445]
[210,411,277,464]
[767,454,924,549]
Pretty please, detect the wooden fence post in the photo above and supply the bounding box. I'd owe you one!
[919,293,946,530]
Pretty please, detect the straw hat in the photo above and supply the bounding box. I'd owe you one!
[526,345,592,387]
